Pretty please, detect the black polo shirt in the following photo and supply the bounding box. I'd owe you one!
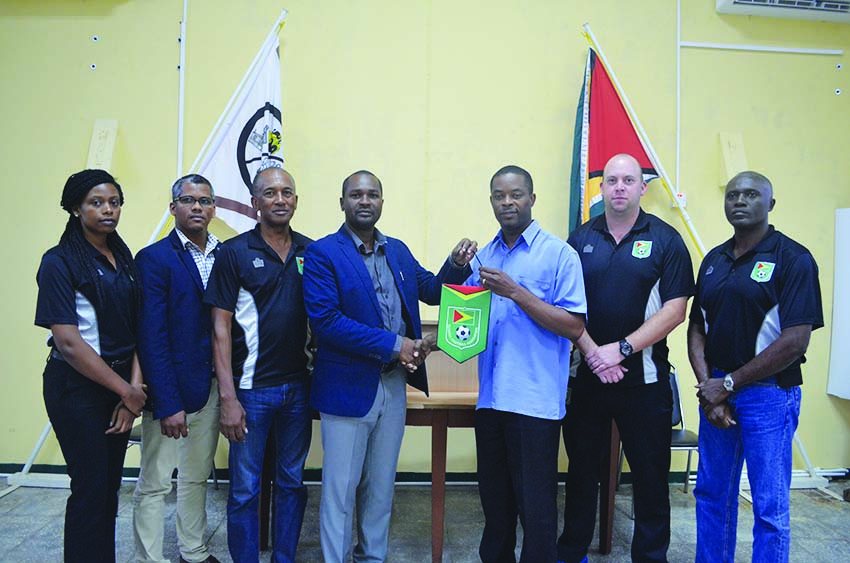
[204,225,312,389]
[35,242,137,363]
[568,210,695,387]
[690,226,823,387]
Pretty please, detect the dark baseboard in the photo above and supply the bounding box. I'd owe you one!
[0,464,710,486]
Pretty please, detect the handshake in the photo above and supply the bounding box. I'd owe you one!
[399,333,438,372]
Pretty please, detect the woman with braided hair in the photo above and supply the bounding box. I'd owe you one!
[34,169,146,562]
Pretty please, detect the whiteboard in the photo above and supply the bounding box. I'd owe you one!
[827,209,850,399]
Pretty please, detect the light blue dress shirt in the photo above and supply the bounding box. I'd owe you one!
[467,220,587,420]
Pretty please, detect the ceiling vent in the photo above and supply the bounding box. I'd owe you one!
[716,0,850,23]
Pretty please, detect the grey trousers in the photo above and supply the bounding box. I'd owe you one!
[319,366,407,563]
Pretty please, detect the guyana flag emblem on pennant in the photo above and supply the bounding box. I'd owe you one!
[438,284,491,363]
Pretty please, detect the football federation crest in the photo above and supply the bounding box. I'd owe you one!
[750,261,775,283]
[437,284,491,363]
[237,102,284,194]
[632,240,652,259]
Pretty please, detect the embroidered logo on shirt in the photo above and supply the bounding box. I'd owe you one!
[583,244,594,253]
[706,266,714,276]
[632,241,652,259]
[252,257,265,268]
[296,256,304,275]
[750,261,775,283]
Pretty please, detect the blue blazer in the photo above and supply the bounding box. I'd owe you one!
[136,229,215,419]
[303,226,470,417]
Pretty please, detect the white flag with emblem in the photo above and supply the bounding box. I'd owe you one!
[147,13,287,243]
[196,25,284,234]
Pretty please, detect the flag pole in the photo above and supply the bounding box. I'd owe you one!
[582,23,706,258]
[148,0,191,246]
[177,0,188,179]
[147,8,289,245]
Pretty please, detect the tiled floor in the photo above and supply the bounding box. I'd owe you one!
[1,477,849,562]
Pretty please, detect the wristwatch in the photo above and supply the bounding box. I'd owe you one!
[723,374,735,393]
[618,338,633,358]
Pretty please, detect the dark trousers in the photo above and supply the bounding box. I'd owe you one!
[559,378,673,563]
[475,408,562,563]
[43,357,131,563]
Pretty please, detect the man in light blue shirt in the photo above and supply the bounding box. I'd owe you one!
[468,165,587,563]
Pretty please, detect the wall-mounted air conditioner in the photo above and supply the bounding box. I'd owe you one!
[716,0,850,23]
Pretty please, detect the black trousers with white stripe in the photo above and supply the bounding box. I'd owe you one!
[42,357,131,563]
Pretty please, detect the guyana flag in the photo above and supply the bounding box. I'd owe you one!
[569,48,659,233]
[437,284,491,363]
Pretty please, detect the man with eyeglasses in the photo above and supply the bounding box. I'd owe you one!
[205,165,313,563]
[133,174,223,563]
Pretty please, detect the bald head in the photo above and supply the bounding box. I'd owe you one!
[600,153,646,218]
[603,153,642,180]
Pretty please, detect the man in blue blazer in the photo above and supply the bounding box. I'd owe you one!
[303,170,477,563]
[133,174,222,563]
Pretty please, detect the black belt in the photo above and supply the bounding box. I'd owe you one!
[381,360,400,373]
[50,348,132,370]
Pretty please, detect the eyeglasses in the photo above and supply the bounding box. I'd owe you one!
[173,196,215,207]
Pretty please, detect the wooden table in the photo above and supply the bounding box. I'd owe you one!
[257,402,621,559]
[257,393,478,563]
[405,392,478,563]
[599,421,620,554]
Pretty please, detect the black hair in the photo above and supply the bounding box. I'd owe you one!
[341,170,382,197]
[490,165,533,194]
[58,169,141,316]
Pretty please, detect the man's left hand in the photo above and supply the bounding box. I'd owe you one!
[106,402,137,435]
[585,342,624,374]
[450,238,478,267]
[160,411,189,439]
[696,378,730,407]
[478,266,519,299]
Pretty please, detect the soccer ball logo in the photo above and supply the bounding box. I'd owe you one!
[455,325,471,342]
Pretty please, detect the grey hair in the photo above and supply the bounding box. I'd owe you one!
[252,164,293,196]
[727,171,772,194]
[171,174,214,199]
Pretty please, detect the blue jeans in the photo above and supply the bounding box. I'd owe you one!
[227,380,311,563]
[694,382,801,563]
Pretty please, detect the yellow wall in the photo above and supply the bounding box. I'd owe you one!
[1,0,848,474]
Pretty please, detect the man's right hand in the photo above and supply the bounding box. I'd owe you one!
[595,365,626,384]
[160,410,189,439]
[704,401,736,429]
[220,397,248,442]
[399,337,426,372]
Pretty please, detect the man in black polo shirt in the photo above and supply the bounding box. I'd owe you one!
[205,165,312,563]
[558,153,695,563]
[687,171,822,563]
